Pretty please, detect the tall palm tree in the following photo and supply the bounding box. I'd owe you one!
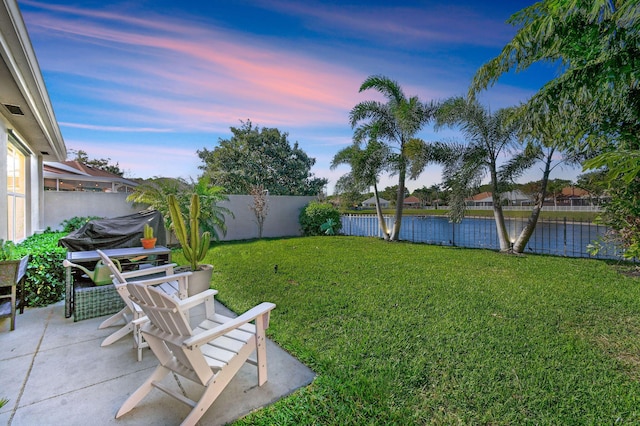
[331,138,391,240]
[509,108,584,253]
[350,75,433,241]
[434,97,521,251]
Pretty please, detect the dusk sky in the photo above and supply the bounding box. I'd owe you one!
[19,0,579,193]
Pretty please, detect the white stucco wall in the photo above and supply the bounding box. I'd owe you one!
[43,192,315,240]
[219,195,315,240]
[43,192,142,231]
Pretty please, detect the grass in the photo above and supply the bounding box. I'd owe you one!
[180,237,640,424]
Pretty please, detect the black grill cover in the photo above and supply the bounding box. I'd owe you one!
[59,210,167,251]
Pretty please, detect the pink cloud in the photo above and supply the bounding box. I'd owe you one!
[23,12,371,134]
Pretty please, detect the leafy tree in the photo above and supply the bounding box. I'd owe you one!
[197,120,327,196]
[576,170,609,205]
[412,186,430,207]
[350,75,434,241]
[69,149,124,177]
[331,139,391,239]
[546,179,573,207]
[469,0,639,255]
[414,184,442,207]
[470,0,640,176]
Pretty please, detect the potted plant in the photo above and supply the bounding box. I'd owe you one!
[167,194,213,296]
[140,224,157,249]
[1,239,29,329]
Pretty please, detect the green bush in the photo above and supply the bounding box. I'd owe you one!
[60,216,102,233]
[14,232,67,307]
[299,201,342,236]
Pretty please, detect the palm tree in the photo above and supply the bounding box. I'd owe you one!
[434,97,521,251]
[350,75,434,241]
[331,138,391,240]
[127,176,231,241]
[509,109,584,253]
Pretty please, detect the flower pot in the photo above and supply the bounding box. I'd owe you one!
[186,264,213,296]
[140,238,157,249]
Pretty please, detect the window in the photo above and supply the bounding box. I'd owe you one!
[7,141,26,241]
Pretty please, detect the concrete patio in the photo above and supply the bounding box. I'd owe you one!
[0,300,315,425]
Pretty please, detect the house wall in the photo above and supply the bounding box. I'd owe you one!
[43,192,315,241]
[1,121,42,242]
[0,122,8,239]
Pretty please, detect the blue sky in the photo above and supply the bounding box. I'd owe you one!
[19,0,580,193]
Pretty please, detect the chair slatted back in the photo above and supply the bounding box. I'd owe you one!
[96,250,127,284]
[127,282,212,382]
[128,283,192,336]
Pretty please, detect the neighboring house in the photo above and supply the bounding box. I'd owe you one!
[554,186,606,207]
[1,0,66,242]
[502,190,532,206]
[44,161,138,193]
[466,190,532,207]
[403,196,421,208]
[361,197,390,209]
[466,191,492,207]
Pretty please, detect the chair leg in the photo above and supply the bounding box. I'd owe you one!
[99,307,130,329]
[10,290,16,331]
[255,315,269,385]
[101,323,133,346]
[116,365,170,419]
[182,342,258,426]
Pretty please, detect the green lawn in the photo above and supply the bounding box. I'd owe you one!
[178,236,640,424]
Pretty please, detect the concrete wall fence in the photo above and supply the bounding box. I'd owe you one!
[43,191,315,241]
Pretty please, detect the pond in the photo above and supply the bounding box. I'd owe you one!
[341,214,623,260]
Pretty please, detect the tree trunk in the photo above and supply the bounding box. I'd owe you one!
[513,149,553,253]
[373,183,390,240]
[390,158,406,241]
[493,203,511,251]
[489,167,511,251]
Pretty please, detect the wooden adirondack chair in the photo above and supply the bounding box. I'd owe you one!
[116,282,275,426]
[96,249,190,361]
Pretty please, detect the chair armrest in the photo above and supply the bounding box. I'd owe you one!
[120,264,178,279]
[178,289,219,310]
[128,272,192,287]
[184,302,276,349]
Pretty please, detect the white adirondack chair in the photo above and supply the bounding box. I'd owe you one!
[96,249,190,361]
[117,282,276,426]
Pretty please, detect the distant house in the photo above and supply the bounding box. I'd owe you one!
[554,186,605,207]
[403,196,421,208]
[466,190,532,207]
[502,190,532,206]
[466,192,493,206]
[361,196,390,209]
[44,161,138,193]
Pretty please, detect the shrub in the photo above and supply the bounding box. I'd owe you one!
[14,232,67,307]
[60,216,102,233]
[299,201,342,236]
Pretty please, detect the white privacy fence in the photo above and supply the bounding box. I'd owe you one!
[43,192,315,241]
